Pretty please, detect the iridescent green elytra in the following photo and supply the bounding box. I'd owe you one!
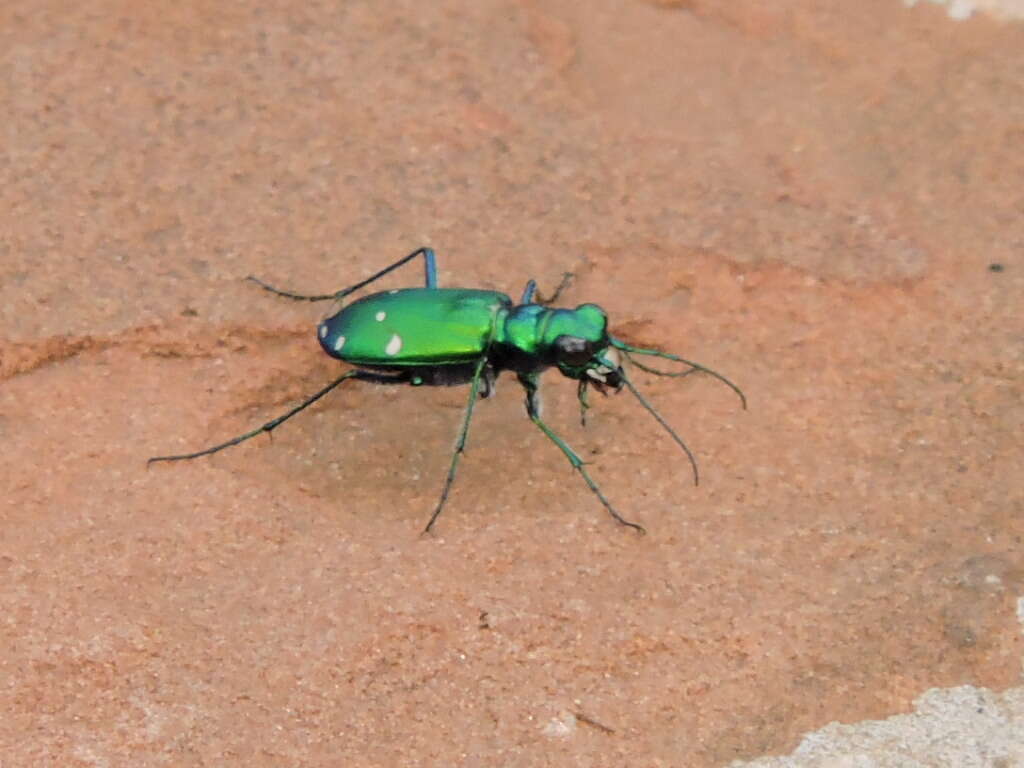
[150,247,746,533]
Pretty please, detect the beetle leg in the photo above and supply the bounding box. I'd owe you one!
[517,373,645,533]
[244,275,343,302]
[478,367,498,399]
[423,355,489,534]
[519,279,538,304]
[246,246,440,303]
[521,272,573,306]
[148,369,408,464]
[576,379,591,427]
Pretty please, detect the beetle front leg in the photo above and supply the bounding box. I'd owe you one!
[577,379,591,427]
[517,373,644,533]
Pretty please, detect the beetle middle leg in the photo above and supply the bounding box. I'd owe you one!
[520,272,573,305]
[246,246,440,302]
[423,354,490,534]
[516,373,645,533]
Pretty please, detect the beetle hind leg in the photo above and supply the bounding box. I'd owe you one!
[246,276,341,302]
[246,247,441,304]
[147,369,410,464]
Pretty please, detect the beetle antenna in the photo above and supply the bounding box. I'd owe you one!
[600,357,700,486]
[610,339,747,410]
[624,354,697,380]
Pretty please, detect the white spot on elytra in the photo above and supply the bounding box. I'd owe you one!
[333,335,346,352]
[388,289,399,294]
[385,333,403,356]
[318,324,327,339]
[375,311,386,322]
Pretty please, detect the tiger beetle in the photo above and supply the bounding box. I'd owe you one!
[149,247,746,534]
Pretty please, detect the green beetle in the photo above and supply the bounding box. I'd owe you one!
[150,247,745,533]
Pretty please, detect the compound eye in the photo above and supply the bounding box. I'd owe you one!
[553,335,594,367]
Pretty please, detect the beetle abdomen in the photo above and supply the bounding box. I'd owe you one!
[319,288,511,366]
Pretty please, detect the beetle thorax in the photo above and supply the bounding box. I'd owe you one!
[495,302,611,376]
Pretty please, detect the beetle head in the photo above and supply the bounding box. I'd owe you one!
[542,303,623,388]
[553,339,623,390]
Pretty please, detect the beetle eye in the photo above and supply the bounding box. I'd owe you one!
[553,335,594,366]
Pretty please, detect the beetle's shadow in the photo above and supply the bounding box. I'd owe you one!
[182,367,640,529]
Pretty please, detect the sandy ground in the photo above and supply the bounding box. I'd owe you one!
[2,1,1022,765]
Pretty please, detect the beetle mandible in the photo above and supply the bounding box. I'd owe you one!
[149,247,746,533]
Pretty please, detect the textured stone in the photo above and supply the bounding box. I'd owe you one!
[1,1,1021,766]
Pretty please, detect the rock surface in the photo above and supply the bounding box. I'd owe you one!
[2,1,1021,765]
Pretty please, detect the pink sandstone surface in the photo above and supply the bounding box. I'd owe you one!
[2,1,1021,765]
